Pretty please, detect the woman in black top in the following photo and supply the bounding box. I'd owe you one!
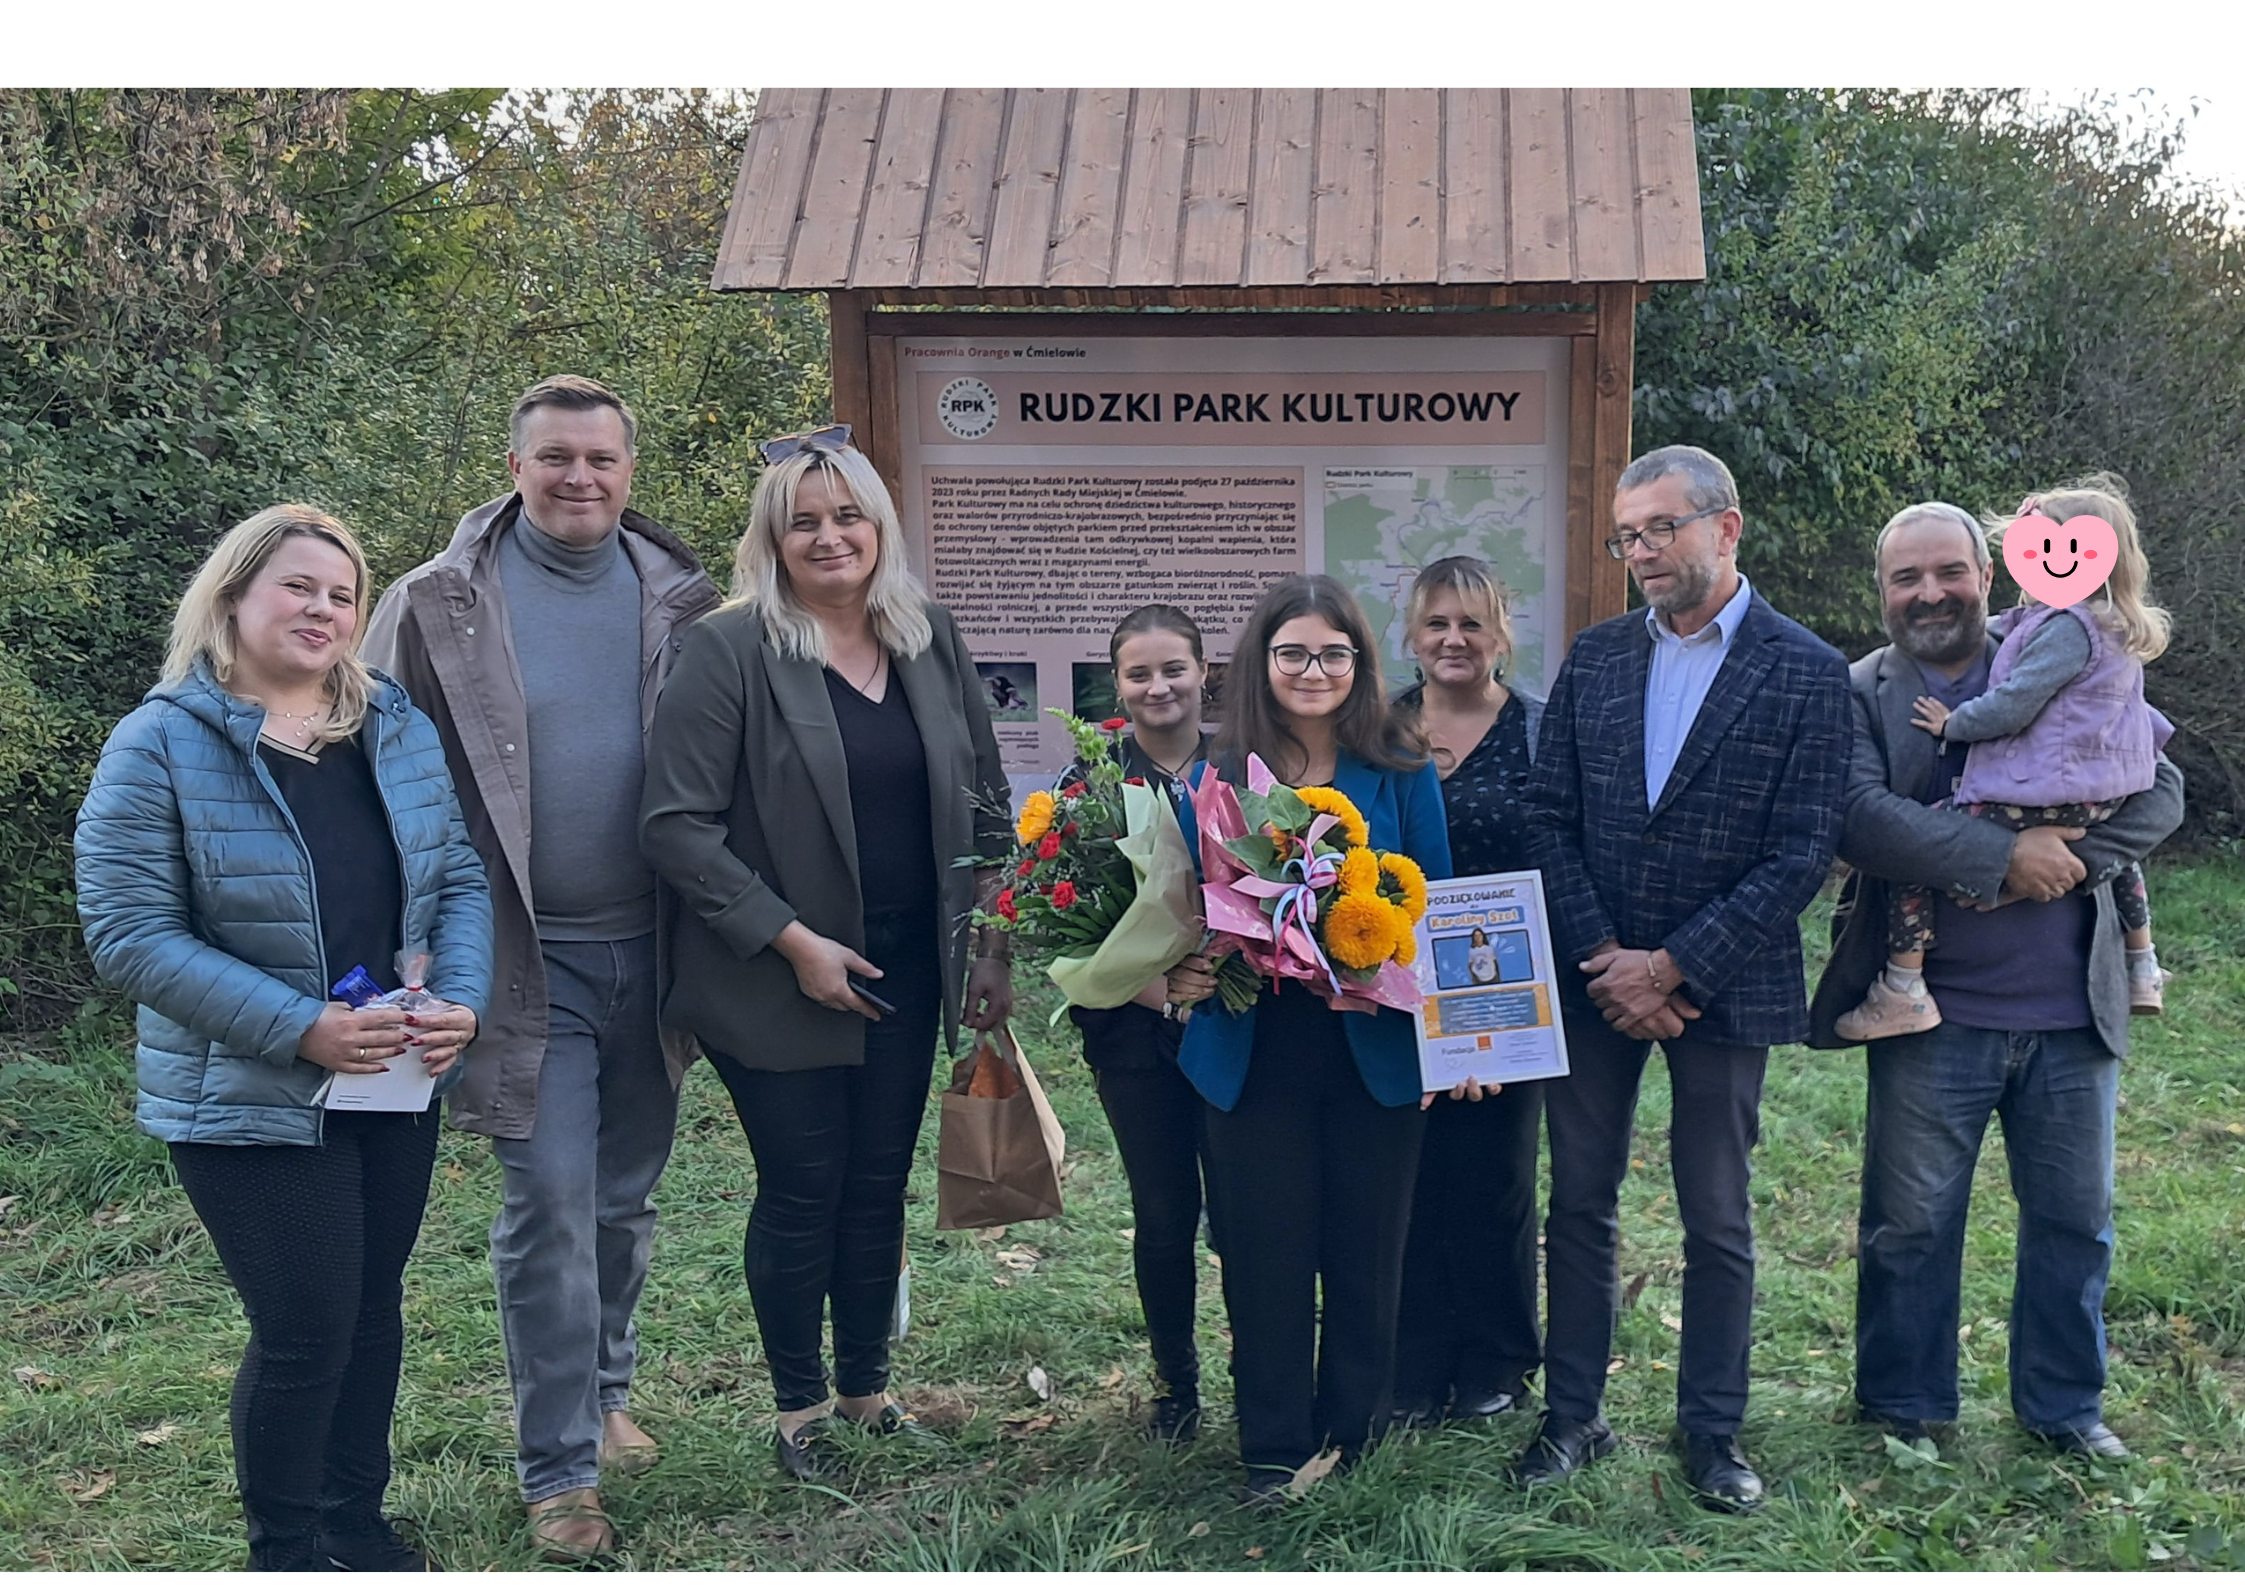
[639,436,1013,1481]
[1067,605,1216,1444]
[1390,556,1549,1428]
[75,506,490,1571]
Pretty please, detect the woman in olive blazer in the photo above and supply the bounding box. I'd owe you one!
[639,436,1012,1480]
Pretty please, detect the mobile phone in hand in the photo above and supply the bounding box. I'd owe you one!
[847,976,898,1017]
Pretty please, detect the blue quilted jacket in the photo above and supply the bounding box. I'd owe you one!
[75,662,493,1145]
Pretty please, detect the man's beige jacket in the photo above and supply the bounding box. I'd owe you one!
[363,494,722,1139]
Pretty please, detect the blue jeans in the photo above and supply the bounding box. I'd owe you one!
[490,935,678,1501]
[1855,1022,2118,1435]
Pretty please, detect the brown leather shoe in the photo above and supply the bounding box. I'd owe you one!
[527,1490,616,1562]
[600,1409,660,1475]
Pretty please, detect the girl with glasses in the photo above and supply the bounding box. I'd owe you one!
[1161,573,1456,1504]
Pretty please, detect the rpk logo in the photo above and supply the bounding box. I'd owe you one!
[937,377,999,440]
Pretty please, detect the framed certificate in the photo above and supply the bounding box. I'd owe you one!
[1411,869,1571,1091]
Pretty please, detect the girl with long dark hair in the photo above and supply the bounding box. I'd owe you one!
[1164,574,1454,1502]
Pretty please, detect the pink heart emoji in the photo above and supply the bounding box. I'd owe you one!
[2002,513,2117,608]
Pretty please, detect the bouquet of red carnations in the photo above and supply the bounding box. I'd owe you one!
[976,713,1202,1010]
[1190,754,1429,1016]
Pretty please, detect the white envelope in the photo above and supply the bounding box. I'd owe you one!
[317,1055,436,1113]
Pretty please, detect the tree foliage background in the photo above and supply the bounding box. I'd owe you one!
[1,86,2240,1017]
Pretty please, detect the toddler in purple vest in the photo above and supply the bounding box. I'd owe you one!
[1837,480,2173,1042]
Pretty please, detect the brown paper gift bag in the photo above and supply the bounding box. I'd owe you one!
[935,1027,1066,1230]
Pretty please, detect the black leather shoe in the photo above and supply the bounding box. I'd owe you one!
[1680,1433,1765,1511]
[1147,1391,1202,1445]
[2034,1421,2131,1459]
[1857,1407,1940,1445]
[846,1402,939,1442]
[776,1418,844,1481]
[1511,1412,1617,1487]
[319,1516,435,1571]
[1240,1467,1292,1508]
[1448,1385,1525,1422]
[1391,1394,1447,1431]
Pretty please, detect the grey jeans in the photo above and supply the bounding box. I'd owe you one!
[490,934,677,1502]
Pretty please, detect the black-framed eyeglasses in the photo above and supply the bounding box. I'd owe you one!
[1604,504,1723,560]
[759,423,852,464]
[1269,644,1358,677]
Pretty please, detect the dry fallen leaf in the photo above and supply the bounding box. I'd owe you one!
[1118,1227,1136,1243]
[1621,1272,1649,1309]
[1245,1545,1265,1559]
[62,1470,115,1504]
[135,1423,179,1447]
[995,1247,1041,1272]
[1027,1365,1052,1401]
[0,1195,20,1218]
[991,1273,1013,1288]
[1100,1366,1124,1390]
[13,1364,57,1390]
[1606,1357,1626,1376]
[1286,1446,1343,1499]
[1187,1521,1210,1539]
[1000,1413,1056,1438]
[1659,1314,1683,1333]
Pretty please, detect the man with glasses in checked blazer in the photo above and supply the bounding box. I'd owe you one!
[1520,445,1851,1511]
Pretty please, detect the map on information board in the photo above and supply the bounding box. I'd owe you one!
[1323,465,1548,690]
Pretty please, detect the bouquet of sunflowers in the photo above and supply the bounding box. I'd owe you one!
[976,713,1202,1011]
[1191,754,1429,1016]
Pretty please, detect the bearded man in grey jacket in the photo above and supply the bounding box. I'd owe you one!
[365,376,720,1559]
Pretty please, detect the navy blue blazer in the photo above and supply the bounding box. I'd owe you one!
[1176,750,1453,1110]
[1525,591,1850,1047]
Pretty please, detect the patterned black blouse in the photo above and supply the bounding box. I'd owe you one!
[1394,686,1537,876]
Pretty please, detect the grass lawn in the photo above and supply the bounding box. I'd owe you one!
[5,854,2245,1570]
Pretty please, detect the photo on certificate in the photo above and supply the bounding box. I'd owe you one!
[1411,870,1571,1092]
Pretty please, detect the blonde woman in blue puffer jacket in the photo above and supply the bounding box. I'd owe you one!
[75,505,491,1571]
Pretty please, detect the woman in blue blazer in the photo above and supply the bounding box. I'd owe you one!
[1165,574,1453,1503]
[76,506,491,1571]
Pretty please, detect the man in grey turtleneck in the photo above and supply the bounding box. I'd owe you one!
[365,376,720,1559]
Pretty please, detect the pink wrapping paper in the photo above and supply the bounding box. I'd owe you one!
[1190,759,1419,1015]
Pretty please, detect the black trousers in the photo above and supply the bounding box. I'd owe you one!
[1543,999,1767,1436]
[1396,1078,1545,1406]
[706,907,942,1413]
[168,1108,441,1571]
[1202,981,1426,1472]
[1080,1004,1209,1394]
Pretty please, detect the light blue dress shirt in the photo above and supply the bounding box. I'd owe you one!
[1643,573,1754,806]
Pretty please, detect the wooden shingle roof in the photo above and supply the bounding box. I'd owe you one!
[713,88,1707,294]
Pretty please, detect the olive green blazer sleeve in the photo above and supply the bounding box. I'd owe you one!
[639,609,805,961]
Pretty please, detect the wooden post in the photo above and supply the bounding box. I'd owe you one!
[1564,334,1598,644]
[1588,282,1638,625]
[826,288,874,448]
[865,332,903,519]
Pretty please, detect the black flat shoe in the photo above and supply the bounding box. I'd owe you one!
[776,1417,845,1481]
[1680,1432,1765,1511]
[1512,1412,1617,1488]
[844,1401,940,1442]
[1448,1385,1525,1422]
[2033,1420,2131,1460]
[1391,1394,1446,1431]
[1856,1407,1942,1445]
[1147,1392,1202,1445]
[1239,1467,1292,1509]
[319,1516,435,1571]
